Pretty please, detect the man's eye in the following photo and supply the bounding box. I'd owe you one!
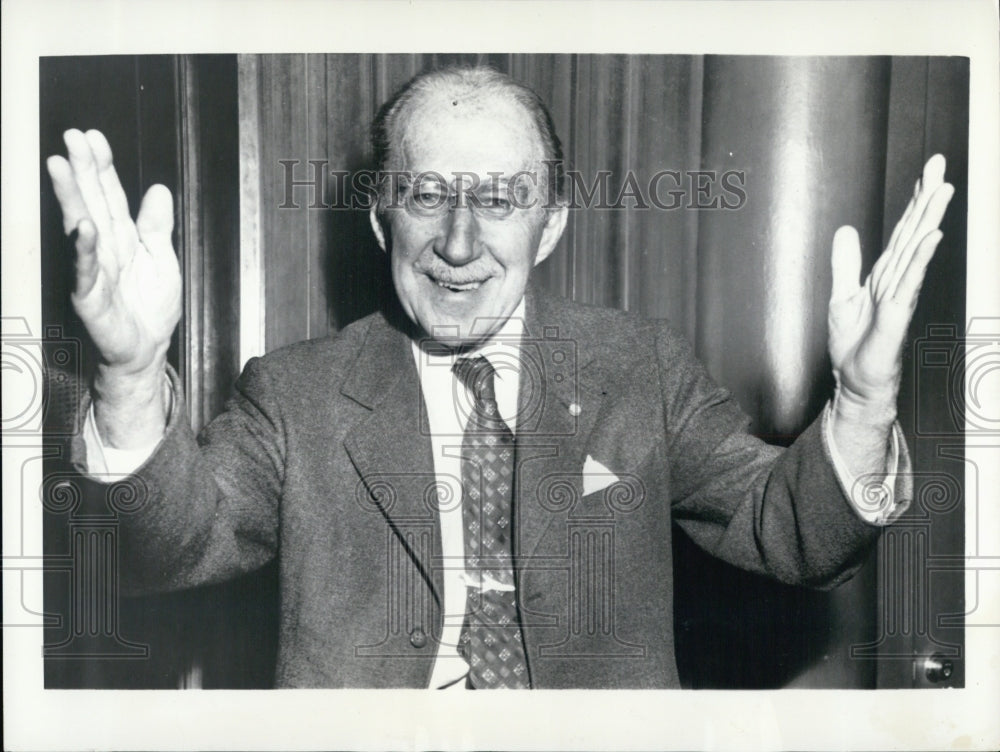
[415,190,443,205]
[476,194,513,216]
[404,186,448,215]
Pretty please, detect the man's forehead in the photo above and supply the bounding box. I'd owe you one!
[394,88,544,177]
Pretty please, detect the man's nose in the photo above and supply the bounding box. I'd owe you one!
[435,206,480,266]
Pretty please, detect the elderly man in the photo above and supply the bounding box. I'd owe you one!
[47,66,954,688]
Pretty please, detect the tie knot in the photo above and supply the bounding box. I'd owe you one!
[453,356,497,404]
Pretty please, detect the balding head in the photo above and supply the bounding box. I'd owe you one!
[371,66,566,207]
[366,66,570,348]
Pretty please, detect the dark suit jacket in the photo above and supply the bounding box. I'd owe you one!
[73,286,891,688]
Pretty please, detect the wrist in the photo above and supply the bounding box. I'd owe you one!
[832,383,897,432]
[92,355,169,449]
[94,357,167,408]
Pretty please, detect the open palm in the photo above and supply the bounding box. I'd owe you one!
[828,154,954,406]
[46,129,181,375]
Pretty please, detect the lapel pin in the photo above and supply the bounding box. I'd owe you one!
[568,402,582,416]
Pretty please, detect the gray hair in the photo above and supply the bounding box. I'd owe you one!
[371,66,566,207]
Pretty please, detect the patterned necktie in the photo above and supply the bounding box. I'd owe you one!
[452,356,530,689]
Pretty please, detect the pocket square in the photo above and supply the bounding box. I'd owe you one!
[582,455,620,496]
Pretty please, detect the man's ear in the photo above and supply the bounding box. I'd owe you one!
[533,205,568,266]
[369,206,388,252]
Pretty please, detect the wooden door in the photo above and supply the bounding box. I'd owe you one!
[40,54,278,689]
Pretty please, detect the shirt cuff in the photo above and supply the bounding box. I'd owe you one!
[81,374,173,480]
[822,400,909,526]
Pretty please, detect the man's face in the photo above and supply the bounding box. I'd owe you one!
[370,92,567,347]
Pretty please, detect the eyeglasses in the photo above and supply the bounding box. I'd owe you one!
[394,174,538,220]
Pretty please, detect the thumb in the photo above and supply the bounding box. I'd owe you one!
[135,184,175,259]
[830,225,862,303]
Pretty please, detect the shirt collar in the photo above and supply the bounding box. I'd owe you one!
[413,298,526,384]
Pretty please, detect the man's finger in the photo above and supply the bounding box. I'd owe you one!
[135,184,175,262]
[873,177,922,295]
[922,153,947,185]
[876,157,948,298]
[882,182,953,297]
[884,178,920,257]
[830,225,862,303]
[85,130,133,223]
[72,218,100,299]
[893,155,946,253]
[46,155,90,235]
[893,229,943,303]
[64,129,115,243]
[85,129,140,268]
[906,182,954,252]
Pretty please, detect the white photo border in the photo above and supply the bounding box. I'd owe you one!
[3,1,999,750]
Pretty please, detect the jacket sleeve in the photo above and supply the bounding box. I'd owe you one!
[70,358,284,596]
[656,323,904,589]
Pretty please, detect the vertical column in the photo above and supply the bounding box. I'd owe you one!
[696,56,890,436]
[689,57,891,688]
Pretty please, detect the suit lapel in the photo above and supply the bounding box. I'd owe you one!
[514,286,606,561]
[339,292,613,607]
[342,315,443,608]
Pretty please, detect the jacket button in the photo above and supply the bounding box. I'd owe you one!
[409,628,427,649]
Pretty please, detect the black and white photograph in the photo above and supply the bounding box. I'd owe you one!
[3,1,999,750]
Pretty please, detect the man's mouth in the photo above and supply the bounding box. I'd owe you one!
[428,274,488,292]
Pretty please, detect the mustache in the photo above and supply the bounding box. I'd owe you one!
[418,259,499,284]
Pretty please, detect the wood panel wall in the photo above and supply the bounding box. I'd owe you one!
[873,57,968,688]
[41,55,191,689]
[41,55,275,690]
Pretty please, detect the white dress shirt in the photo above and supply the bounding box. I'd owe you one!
[411,300,526,689]
[81,296,905,689]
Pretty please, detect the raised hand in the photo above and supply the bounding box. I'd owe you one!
[47,129,181,376]
[828,154,955,422]
[47,129,181,447]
